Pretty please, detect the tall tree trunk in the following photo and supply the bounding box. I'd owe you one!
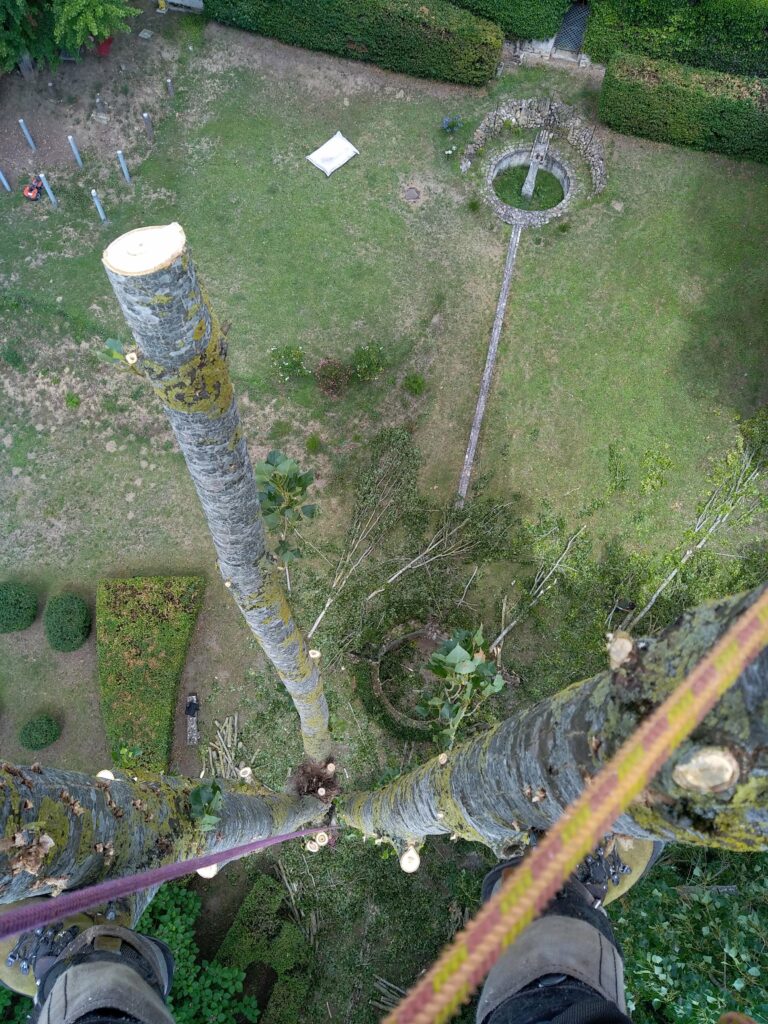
[340,586,768,856]
[102,223,332,760]
[0,765,323,905]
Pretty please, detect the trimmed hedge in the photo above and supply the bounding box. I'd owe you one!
[202,0,503,85]
[44,593,91,652]
[19,713,61,751]
[216,873,311,1024]
[585,0,768,78]
[97,576,204,772]
[0,581,37,633]
[449,0,569,40]
[599,54,768,164]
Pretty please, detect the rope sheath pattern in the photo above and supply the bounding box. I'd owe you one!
[384,590,768,1024]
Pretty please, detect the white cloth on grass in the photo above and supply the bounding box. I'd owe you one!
[306,132,359,176]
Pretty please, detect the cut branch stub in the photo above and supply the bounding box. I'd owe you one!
[672,747,741,794]
[102,223,331,760]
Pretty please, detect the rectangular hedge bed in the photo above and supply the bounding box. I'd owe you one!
[202,0,503,85]
[96,576,205,773]
[599,53,768,164]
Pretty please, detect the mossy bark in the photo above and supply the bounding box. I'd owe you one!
[0,765,323,907]
[103,228,331,760]
[340,586,768,855]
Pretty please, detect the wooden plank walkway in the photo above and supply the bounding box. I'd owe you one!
[457,224,523,503]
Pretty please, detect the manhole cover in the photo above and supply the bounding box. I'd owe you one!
[404,187,420,203]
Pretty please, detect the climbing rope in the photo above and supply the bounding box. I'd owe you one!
[384,589,768,1024]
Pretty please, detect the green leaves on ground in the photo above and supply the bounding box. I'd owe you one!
[96,576,204,772]
[614,847,768,1023]
[420,626,505,748]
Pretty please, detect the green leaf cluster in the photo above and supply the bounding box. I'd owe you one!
[139,883,259,1024]
[584,0,768,77]
[201,0,503,86]
[0,0,139,74]
[216,873,311,1024]
[269,345,308,383]
[0,581,37,633]
[96,576,205,772]
[350,342,385,382]
[189,780,223,833]
[43,592,91,651]
[420,626,504,747]
[254,450,317,562]
[599,53,768,164]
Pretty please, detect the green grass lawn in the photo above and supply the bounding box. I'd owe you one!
[493,164,565,209]
[477,137,768,545]
[1,12,767,1022]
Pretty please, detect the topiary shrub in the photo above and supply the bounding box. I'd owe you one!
[450,0,569,40]
[584,0,768,78]
[599,53,768,164]
[0,581,37,633]
[19,713,61,750]
[44,593,91,651]
[202,0,503,86]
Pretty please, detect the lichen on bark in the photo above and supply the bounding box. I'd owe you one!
[0,765,324,910]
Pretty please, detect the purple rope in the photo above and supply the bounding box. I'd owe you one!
[0,828,324,941]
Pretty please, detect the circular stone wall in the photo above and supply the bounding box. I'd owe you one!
[485,148,577,227]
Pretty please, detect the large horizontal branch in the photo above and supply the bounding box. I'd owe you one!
[339,586,768,855]
[0,766,324,906]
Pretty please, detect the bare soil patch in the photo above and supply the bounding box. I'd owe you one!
[0,618,109,772]
[0,4,178,185]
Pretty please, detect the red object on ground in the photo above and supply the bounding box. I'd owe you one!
[23,176,43,201]
[95,37,114,57]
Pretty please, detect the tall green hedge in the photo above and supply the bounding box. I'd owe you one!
[96,576,204,772]
[202,0,503,85]
[448,0,569,40]
[599,54,768,164]
[585,0,768,77]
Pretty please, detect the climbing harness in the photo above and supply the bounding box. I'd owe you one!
[383,588,768,1024]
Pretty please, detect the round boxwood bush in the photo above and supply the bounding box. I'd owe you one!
[19,713,61,750]
[44,593,91,652]
[0,581,37,633]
